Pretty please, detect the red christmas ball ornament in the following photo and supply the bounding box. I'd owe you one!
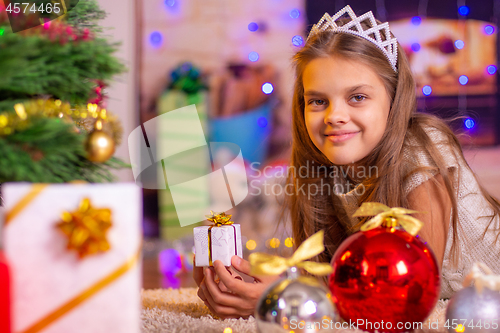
[328,204,440,333]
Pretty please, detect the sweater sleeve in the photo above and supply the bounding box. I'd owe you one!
[402,126,460,197]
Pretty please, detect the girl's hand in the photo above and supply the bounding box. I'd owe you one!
[193,254,239,293]
[197,255,280,319]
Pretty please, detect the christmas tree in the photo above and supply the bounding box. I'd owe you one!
[0,0,127,195]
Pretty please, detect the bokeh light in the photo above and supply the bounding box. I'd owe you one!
[464,118,475,129]
[257,116,268,128]
[454,40,464,49]
[484,25,495,35]
[149,31,163,48]
[292,35,304,47]
[165,0,175,6]
[246,240,257,250]
[411,16,421,26]
[411,43,421,52]
[458,6,470,16]
[289,9,300,19]
[269,238,280,249]
[459,75,469,85]
[248,51,259,62]
[422,85,432,96]
[285,237,294,248]
[248,22,259,32]
[487,65,497,75]
[262,82,274,94]
[158,249,182,276]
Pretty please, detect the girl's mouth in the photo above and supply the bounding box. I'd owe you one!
[325,131,359,143]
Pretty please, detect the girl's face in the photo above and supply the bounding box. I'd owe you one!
[303,56,391,166]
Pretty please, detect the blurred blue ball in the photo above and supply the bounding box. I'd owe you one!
[458,6,470,16]
[248,22,259,32]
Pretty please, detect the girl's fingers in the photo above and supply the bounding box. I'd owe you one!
[197,283,207,302]
[231,256,277,284]
[218,279,230,293]
[200,287,218,315]
[231,255,252,275]
[205,266,244,307]
[212,260,251,296]
[201,279,241,318]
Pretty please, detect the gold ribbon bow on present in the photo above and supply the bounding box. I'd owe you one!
[206,210,234,226]
[205,211,236,266]
[56,197,113,259]
[462,262,500,294]
[249,230,333,276]
[353,202,424,236]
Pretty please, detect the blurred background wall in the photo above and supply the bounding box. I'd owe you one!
[96,0,138,183]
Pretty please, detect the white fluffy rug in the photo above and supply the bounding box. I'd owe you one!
[141,288,450,333]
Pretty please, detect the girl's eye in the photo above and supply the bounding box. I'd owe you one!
[308,99,326,106]
[350,95,366,102]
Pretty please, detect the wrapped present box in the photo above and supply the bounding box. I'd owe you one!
[2,183,142,333]
[194,223,243,267]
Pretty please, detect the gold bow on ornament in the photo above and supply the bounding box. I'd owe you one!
[353,202,424,236]
[206,211,234,226]
[249,230,333,276]
[462,262,500,293]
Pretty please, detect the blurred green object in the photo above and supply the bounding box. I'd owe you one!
[167,62,207,95]
[157,89,209,240]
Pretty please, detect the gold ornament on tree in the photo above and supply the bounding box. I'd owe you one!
[85,110,116,163]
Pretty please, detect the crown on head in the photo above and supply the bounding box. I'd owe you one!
[307,5,398,73]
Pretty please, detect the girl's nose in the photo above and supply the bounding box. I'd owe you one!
[324,104,349,125]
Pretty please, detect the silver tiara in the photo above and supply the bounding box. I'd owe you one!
[307,5,398,73]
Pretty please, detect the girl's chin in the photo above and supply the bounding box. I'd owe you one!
[327,158,358,166]
[324,152,363,166]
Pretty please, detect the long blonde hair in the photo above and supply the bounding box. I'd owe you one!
[286,28,500,266]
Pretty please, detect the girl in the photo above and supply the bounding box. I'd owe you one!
[194,5,500,318]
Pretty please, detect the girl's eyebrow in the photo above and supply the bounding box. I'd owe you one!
[304,84,374,96]
[346,84,374,93]
[303,90,326,96]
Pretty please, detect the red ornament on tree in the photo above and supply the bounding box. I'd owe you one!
[329,203,440,333]
[0,250,11,333]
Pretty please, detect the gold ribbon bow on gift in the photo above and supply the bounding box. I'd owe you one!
[205,211,236,266]
[55,197,113,259]
[249,230,333,276]
[206,210,234,226]
[353,202,424,236]
[462,262,500,294]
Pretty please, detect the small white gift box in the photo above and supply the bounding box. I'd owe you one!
[2,183,142,333]
[194,224,243,267]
